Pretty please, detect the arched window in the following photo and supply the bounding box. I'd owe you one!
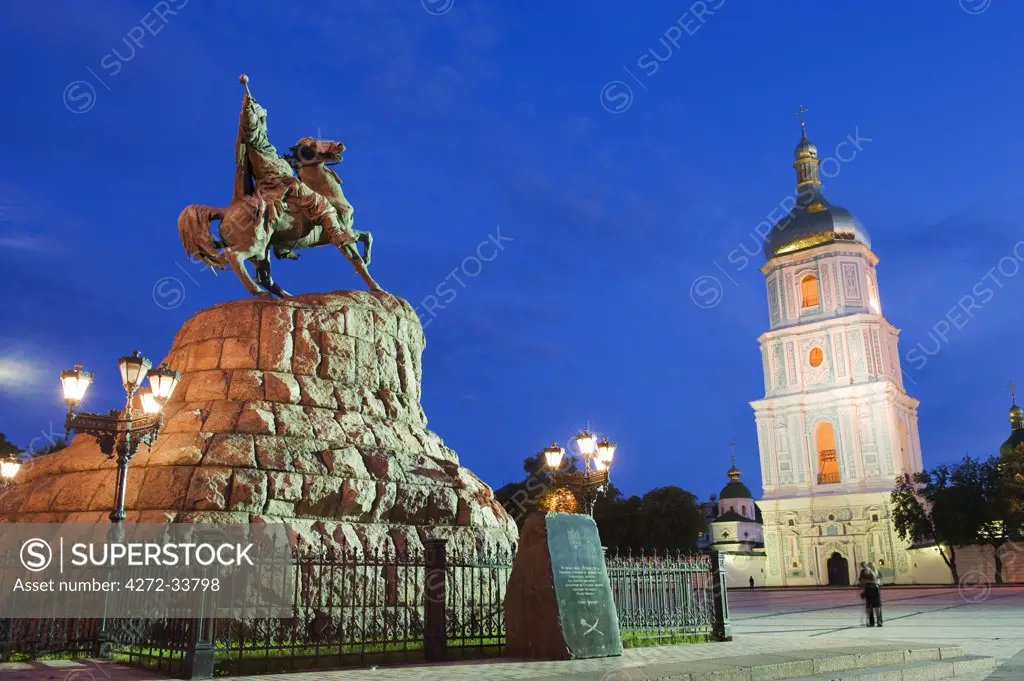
[816,422,839,484]
[801,274,820,308]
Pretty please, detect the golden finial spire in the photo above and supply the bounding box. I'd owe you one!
[792,105,820,186]
[1009,382,1023,429]
[795,104,809,130]
[727,440,741,480]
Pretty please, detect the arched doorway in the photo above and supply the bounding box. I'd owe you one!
[827,552,850,586]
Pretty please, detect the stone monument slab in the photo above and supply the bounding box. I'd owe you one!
[505,512,622,660]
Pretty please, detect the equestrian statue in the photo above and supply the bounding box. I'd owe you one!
[178,75,381,297]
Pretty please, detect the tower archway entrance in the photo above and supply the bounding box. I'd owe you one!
[827,552,850,586]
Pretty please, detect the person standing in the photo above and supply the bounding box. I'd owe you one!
[858,561,882,626]
[749,575,755,590]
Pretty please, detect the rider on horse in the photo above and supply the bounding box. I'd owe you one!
[234,76,357,260]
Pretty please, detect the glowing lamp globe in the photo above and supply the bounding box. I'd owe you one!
[543,443,564,469]
[596,437,616,465]
[61,364,94,408]
[0,456,20,482]
[147,364,181,402]
[139,388,161,415]
[118,351,152,394]
[575,429,597,456]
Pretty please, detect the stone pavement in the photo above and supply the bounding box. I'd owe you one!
[3,586,1019,680]
[728,585,1024,680]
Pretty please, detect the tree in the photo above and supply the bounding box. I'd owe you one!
[30,439,68,456]
[892,457,996,583]
[983,445,1024,582]
[595,485,705,554]
[636,486,706,553]
[0,433,21,458]
[494,452,580,528]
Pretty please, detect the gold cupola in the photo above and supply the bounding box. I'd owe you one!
[764,108,871,259]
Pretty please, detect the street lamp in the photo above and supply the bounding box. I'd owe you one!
[0,455,21,486]
[61,352,180,527]
[542,428,618,516]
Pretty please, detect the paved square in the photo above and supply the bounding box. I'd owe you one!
[730,585,1024,679]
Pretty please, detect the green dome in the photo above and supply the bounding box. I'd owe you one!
[1000,425,1024,459]
[1001,399,1024,459]
[720,480,753,500]
[720,460,753,499]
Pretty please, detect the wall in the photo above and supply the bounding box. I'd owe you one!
[721,552,769,589]
[908,541,1024,586]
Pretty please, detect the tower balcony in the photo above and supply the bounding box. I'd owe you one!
[817,449,840,484]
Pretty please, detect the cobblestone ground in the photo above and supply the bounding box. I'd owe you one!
[729,585,1024,679]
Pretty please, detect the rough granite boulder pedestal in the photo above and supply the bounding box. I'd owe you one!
[0,291,518,557]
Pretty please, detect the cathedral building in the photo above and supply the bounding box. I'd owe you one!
[751,119,924,586]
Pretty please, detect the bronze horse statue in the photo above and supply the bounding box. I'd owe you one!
[177,75,381,297]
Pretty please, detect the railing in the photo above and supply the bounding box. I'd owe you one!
[1,537,730,675]
[0,539,512,678]
[817,450,840,484]
[605,549,727,645]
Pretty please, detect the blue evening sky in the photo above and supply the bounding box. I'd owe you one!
[0,1,1021,500]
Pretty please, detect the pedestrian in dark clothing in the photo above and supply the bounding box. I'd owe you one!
[749,576,754,590]
[857,561,882,626]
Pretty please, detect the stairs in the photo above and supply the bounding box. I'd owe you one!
[599,645,995,681]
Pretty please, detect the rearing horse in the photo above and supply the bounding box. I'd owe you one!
[285,137,373,268]
[178,76,381,297]
[177,135,381,297]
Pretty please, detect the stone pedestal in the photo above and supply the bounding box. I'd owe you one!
[0,291,517,557]
[505,512,622,660]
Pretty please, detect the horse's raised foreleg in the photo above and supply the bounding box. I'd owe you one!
[321,217,383,293]
[353,229,373,268]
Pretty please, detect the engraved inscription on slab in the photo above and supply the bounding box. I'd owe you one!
[545,513,622,658]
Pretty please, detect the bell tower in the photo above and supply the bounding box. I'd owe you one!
[751,113,923,586]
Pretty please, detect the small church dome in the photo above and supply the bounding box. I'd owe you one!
[1001,386,1024,459]
[719,461,753,499]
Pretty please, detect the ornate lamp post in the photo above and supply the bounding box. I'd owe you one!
[542,429,617,516]
[61,352,181,527]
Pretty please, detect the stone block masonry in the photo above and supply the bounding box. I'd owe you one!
[0,291,518,558]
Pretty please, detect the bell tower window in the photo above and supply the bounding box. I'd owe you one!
[801,275,820,308]
[816,422,840,484]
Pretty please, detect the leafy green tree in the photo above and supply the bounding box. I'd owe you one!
[30,439,68,456]
[494,452,579,528]
[0,433,22,458]
[892,458,992,583]
[595,485,704,554]
[636,486,707,553]
[984,446,1024,582]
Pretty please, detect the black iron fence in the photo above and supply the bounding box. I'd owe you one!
[606,549,729,646]
[0,538,512,677]
[0,541,728,677]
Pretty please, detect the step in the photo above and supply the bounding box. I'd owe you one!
[796,655,995,681]
[555,645,994,681]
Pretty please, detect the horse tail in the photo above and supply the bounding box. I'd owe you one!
[178,204,227,269]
